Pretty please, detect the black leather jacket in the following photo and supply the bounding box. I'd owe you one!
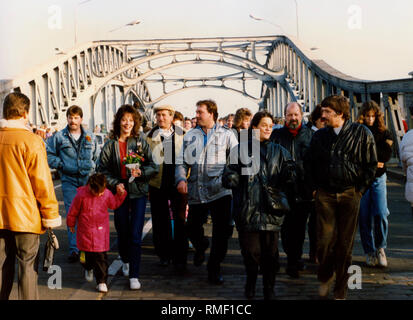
[270,124,313,201]
[97,134,159,198]
[223,139,296,232]
[305,120,377,194]
[365,125,393,178]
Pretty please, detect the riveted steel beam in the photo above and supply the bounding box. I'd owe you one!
[4,34,413,144]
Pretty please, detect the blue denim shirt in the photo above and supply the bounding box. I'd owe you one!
[46,126,99,182]
[196,124,217,146]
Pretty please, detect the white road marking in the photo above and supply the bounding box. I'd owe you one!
[141,218,153,240]
[108,259,123,276]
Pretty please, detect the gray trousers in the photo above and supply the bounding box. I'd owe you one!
[0,229,40,300]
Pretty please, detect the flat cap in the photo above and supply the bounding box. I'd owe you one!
[153,105,175,114]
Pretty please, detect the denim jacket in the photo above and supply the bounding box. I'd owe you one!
[175,125,238,204]
[46,126,99,182]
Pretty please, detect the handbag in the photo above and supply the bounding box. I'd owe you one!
[264,184,291,216]
[258,173,291,217]
[43,229,59,272]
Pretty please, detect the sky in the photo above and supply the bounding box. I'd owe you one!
[1,0,413,118]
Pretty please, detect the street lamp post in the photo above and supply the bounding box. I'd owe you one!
[293,0,299,40]
[54,48,66,55]
[250,0,299,39]
[74,0,92,46]
[249,14,286,35]
[108,20,141,34]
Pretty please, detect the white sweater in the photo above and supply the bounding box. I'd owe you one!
[399,129,413,203]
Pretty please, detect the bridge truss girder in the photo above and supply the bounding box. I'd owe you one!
[3,35,413,157]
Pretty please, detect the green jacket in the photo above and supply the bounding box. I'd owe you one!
[97,134,159,199]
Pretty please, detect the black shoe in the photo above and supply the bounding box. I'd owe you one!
[67,252,79,263]
[308,254,318,264]
[275,262,280,274]
[194,251,205,267]
[286,266,300,279]
[208,274,224,285]
[193,239,209,267]
[244,282,256,299]
[264,287,275,300]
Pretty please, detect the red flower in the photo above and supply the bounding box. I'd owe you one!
[122,150,145,165]
[86,135,92,142]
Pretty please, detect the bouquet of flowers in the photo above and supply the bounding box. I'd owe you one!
[122,150,145,183]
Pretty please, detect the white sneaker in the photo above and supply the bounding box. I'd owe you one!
[85,269,94,282]
[130,278,141,290]
[377,248,388,267]
[122,263,129,277]
[96,283,108,293]
[366,252,377,267]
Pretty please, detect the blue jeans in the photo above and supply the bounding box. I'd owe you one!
[62,177,88,255]
[114,196,147,279]
[359,173,389,254]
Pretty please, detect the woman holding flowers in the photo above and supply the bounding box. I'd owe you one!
[98,104,158,290]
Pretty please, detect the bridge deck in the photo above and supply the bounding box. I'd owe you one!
[7,172,413,301]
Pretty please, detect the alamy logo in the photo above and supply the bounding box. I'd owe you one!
[348,265,362,289]
[48,5,63,30]
[151,128,261,175]
[347,5,362,30]
[47,265,62,290]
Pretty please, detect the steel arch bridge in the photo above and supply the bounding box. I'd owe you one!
[1,35,413,152]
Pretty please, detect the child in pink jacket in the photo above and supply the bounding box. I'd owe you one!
[67,173,127,293]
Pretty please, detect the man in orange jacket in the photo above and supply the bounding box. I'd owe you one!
[0,92,61,300]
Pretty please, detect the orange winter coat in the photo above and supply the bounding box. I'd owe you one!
[0,123,61,234]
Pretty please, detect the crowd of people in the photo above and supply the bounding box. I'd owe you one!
[1,91,408,301]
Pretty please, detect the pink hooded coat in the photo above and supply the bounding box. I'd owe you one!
[67,186,127,252]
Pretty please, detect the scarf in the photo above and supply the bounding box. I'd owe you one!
[286,122,302,137]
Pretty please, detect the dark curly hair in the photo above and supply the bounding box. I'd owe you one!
[87,173,107,194]
[109,104,142,139]
[357,100,386,133]
[309,104,323,124]
[250,110,274,128]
